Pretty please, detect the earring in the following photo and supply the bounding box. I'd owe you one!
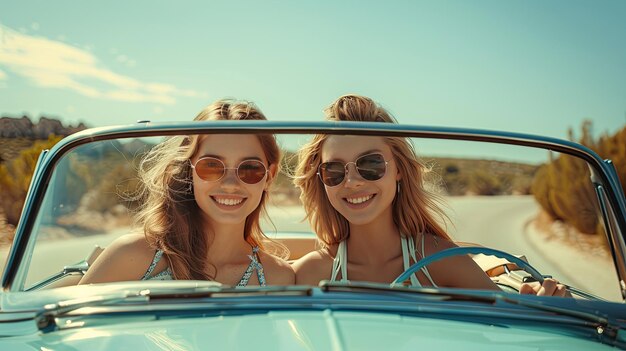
[397,181,401,194]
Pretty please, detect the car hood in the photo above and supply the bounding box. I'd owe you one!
[1,283,624,350]
[0,309,618,351]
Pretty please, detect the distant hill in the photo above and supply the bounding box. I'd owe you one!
[0,115,86,138]
[427,156,538,195]
[0,115,87,163]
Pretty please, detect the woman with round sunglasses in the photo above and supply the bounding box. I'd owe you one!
[293,94,569,297]
[80,99,294,286]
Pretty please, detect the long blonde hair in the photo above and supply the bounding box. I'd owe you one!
[294,94,450,248]
[136,99,286,280]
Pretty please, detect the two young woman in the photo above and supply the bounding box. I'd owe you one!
[82,95,568,296]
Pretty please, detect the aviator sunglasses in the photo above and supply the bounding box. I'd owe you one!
[191,157,268,184]
[317,153,389,187]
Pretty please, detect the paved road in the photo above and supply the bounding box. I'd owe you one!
[446,196,620,300]
[1,196,620,300]
[446,196,564,277]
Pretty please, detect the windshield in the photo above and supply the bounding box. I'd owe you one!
[5,132,622,301]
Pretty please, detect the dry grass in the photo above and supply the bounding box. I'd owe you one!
[0,138,35,163]
[0,210,15,247]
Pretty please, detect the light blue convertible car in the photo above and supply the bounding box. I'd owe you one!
[1,121,625,350]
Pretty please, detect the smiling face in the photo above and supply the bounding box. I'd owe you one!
[191,134,274,228]
[320,135,400,226]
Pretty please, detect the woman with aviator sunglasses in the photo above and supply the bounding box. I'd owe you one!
[80,99,294,286]
[293,94,569,297]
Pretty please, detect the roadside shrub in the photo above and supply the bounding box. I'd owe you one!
[532,121,625,235]
[468,170,502,195]
[0,135,62,226]
[596,126,626,196]
[440,162,468,195]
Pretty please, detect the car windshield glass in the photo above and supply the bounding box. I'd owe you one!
[8,132,622,301]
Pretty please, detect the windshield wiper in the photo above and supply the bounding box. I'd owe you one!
[35,285,314,332]
[319,280,497,303]
[148,285,313,299]
[319,281,623,341]
[35,290,151,332]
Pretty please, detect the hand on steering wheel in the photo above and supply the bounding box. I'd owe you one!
[391,246,545,289]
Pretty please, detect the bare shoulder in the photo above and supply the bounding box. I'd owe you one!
[79,233,157,284]
[421,233,457,256]
[292,248,334,285]
[258,252,295,285]
[103,233,155,260]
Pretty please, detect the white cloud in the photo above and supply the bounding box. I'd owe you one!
[115,54,136,68]
[0,24,206,104]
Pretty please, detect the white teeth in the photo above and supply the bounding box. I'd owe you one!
[346,195,373,204]
[214,197,244,206]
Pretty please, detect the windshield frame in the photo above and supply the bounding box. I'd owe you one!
[3,120,625,296]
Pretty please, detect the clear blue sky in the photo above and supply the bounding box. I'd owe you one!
[1,0,625,140]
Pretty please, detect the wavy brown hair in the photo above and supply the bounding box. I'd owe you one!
[294,94,450,248]
[136,99,286,280]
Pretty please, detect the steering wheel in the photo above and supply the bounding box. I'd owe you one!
[390,246,545,288]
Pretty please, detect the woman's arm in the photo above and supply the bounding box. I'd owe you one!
[423,236,500,290]
[424,235,572,296]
